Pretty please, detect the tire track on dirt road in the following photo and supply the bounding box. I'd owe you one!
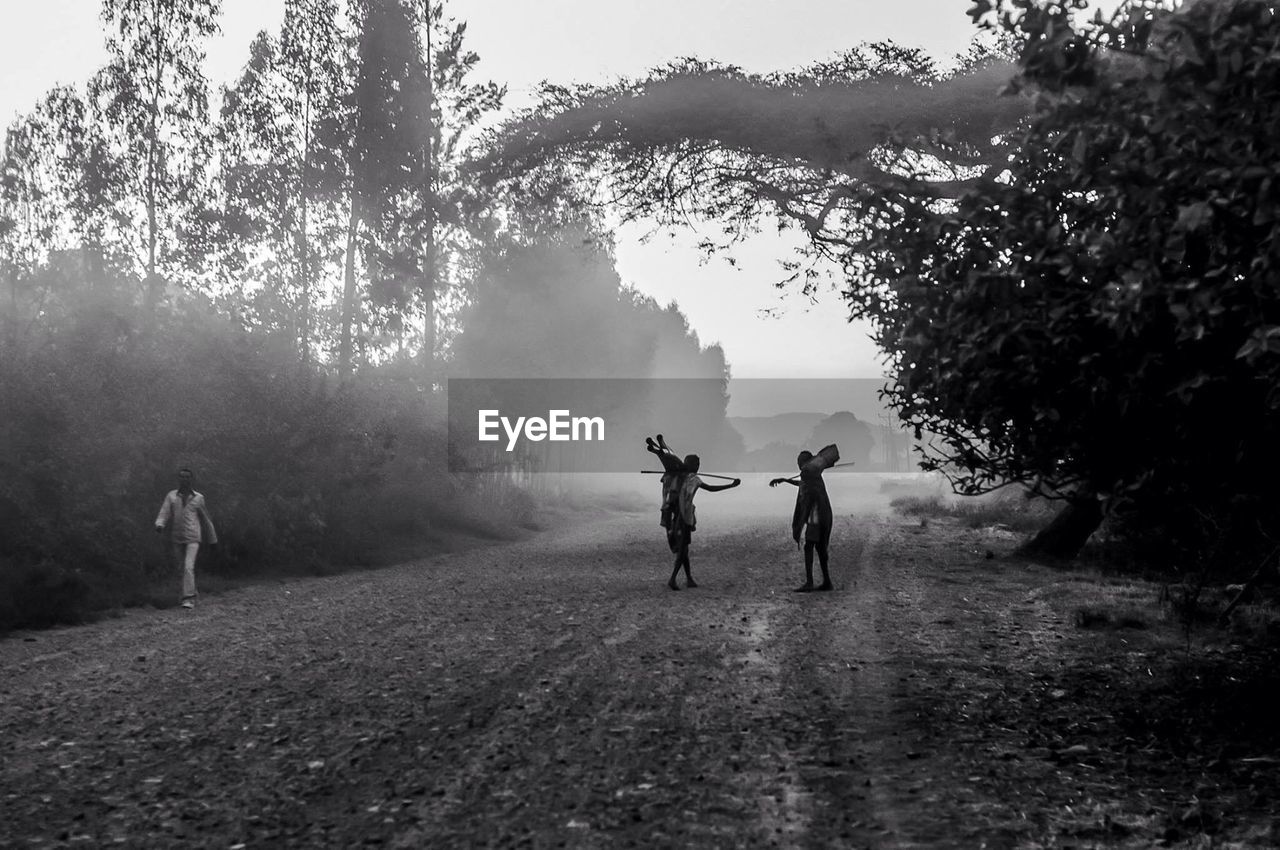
[720,513,941,848]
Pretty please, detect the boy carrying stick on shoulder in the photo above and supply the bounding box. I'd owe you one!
[668,454,740,590]
[646,436,741,589]
[770,444,840,592]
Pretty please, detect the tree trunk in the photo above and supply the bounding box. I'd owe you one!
[298,190,311,361]
[297,70,314,363]
[5,267,17,352]
[144,133,159,311]
[1018,489,1104,560]
[338,197,360,378]
[144,10,164,313]
[421,15,437,367]
[422,231,435,364]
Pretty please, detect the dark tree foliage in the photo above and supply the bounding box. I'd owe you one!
[345,0,504,360]
[465,0,1280,564]
[212,2,348,358]
[98,0,222,308]
[851,0,1280,561]
[468,44,1027,293]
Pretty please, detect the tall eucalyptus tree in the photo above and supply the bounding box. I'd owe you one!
[98,0,222,309]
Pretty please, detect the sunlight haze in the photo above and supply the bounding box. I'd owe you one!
[1,0,1012,380]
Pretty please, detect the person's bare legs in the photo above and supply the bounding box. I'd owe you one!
[816,542,833,591]
[795,541,816,592]
[669,532,696,589]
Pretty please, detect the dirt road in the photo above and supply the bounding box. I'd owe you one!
[2,503,1276,848]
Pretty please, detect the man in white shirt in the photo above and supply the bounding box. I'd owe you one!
[155,467,218,609]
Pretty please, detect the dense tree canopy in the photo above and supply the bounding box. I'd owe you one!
[98,0,223,308]
[465,0,1280,563]
[468,43,1028,291]
[850,0,1280,559]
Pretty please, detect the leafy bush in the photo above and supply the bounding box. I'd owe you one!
[857,0,1280,561]
[0,560,94,630]
[0,287,535,632]
[891,488,1058,533]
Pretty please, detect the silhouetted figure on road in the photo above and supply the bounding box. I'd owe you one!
[771,444,839,592]
[646,435,687,551]
[667,453,739,590]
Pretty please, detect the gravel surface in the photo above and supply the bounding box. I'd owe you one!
[3,507,1277,848]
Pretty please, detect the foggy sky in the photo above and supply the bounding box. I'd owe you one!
[0,0,1119,382]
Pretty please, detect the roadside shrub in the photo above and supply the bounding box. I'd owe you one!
[858,0,1280,562]
[0,288,539,633]
[1073,606,1150,631]
[891,488,1057,533]
[462,475,539,531]
[1101,496,1277,583]
[891,494,945,517]
[0,560,94,631]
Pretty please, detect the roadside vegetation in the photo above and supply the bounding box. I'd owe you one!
[0,281,542,633]
[889,485,1280,657]
[477,0,1280,575]
[889,487,1059,534]
[0,1,729,633]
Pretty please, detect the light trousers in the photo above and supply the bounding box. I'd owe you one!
[172,543,199,601]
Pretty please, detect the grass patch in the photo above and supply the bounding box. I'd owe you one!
[891,488,1059,533]
[1024,572,1174,635]
[1223,594,1280,644]
[877,474,947,500]
[1028,568,1280,648]
[1073,606,1153,630]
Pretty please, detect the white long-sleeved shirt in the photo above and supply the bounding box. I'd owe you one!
[155,490,218,545]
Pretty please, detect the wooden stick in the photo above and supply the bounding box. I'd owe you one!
[780,461,858,482]
[640,470,738,482]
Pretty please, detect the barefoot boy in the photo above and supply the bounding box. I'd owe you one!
[668,454,739,590]
[646,435,686,552]
[770,444,840,592]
